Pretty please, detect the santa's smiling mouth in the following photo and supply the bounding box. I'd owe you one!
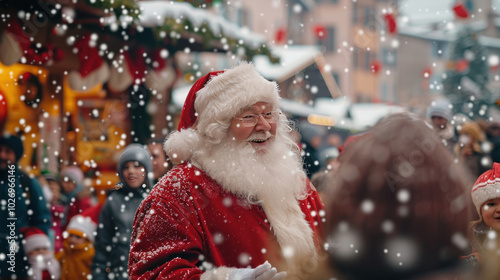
[249,138,268,143]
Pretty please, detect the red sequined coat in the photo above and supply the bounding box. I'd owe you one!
[129,163,325,279]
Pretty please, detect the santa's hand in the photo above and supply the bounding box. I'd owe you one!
[230,261,287,280]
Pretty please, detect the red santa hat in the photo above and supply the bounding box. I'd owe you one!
[472,162,500,215]
[108,47,147,93]
[163,61,281,164]
[68,34,109,91]
[21,227,51,254]
[66,214,97,243]
[0,19,31,66]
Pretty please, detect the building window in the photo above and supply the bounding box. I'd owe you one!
[316,26,336,52]
[382,48,397,67]
[431,41,447,58]
[352,1,358,24]
[364,7,371,27]
[364,51,371,71]
[381,83,387,101]
[353,50,359,69]
[236,7,251,27]
[333,72,340,90]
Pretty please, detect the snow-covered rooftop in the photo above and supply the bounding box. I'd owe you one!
[137,1,266,49]
[253,45,322,82]
[399,20,500,49]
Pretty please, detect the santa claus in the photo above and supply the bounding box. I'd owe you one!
[129,61,325,280]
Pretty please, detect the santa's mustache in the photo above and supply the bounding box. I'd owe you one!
[246,131,273,142]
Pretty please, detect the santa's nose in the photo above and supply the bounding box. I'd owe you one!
[255,114,271,131]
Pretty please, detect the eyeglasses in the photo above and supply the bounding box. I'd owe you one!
[233,111,281,127]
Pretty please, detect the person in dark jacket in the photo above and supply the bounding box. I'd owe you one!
[18,171,51,236]
[299,122,324,178]
[486,116,500,164]
[0,134,30,279]
[91,144,152,280]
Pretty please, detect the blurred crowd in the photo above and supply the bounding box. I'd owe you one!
[0,136,172,280]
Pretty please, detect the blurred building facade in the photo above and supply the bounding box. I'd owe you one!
[217,0,500,113]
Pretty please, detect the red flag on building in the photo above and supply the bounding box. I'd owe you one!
[453,2,469,18]
[384,13,397,34]
[313,25,327,40]
[275,28,287,44]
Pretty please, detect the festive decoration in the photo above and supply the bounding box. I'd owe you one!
[456,59,469,73]
[422,67,432,79]
[384,13,397,34]
[275,28,287,44]
[68,34,110,91]
[85,0,140,19]
[453,3,469,19]
[53,47,65,62]
[0,90,7,131]
[370,60,381,74]
[443,27,491,118]
[23,44,59,66]
[108,47,147,93]
[145,50,178,93]
[0,19,31,66]
[313,25,327,40]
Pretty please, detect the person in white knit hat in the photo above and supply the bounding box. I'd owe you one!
[427,98,457,152]
[129,61,325,280]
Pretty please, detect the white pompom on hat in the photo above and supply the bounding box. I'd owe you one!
[472,162,500,215]
[66,215,97,243]
[164,61,281,164]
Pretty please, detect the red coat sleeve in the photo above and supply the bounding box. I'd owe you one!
[129,182,205,279]
[302,180,326,251]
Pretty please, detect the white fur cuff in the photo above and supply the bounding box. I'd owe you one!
[164,128,202,164]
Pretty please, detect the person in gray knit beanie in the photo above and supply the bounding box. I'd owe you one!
[92,143,152,280]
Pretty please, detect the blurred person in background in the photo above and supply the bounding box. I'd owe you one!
[57,214,96,280]
[299,122,325,178]
[309,113,475,280]
[427,98,457,153]
[485,115,500,163]
[92,144,152,280]
[147,138,173,184]
[38,174,65,253]
[21,226,61,280]
[21,226,60,280]
[454,122,492,179]
[59,166,92,230]
[0,134,30,279]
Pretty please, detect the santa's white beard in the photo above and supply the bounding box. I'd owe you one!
[192,131,317,264]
